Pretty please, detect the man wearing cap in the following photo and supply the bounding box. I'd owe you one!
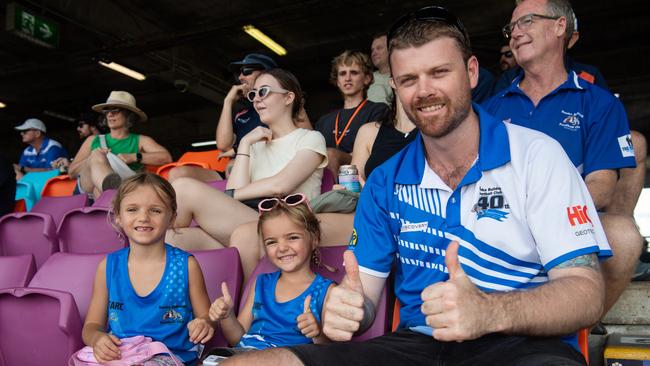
[217,53,277,154]
[68,91,171,197]
[77,112,102,139]
[220,5,603,366]
[484,0,645,314]
[51,112,104,173]
[13,118,68,180]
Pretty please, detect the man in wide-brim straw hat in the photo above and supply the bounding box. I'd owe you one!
[67,91,172,198]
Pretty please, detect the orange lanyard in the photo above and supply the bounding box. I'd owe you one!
[334,99,368,147]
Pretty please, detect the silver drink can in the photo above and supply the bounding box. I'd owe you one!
[338,165,360,192]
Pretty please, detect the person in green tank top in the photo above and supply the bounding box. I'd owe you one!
[68,91,172,198]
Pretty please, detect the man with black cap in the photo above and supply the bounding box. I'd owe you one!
[76,112,102,140]
[13,118,68,180]
[217,53,276,154]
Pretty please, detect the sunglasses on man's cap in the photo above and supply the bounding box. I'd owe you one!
[387,5,469,45]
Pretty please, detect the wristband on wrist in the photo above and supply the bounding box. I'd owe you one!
[236,153,250,158]
[20,166,26,174]
[136,152,143,163]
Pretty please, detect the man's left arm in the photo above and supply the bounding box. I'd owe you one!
[422,243,604,342]
[584,169,617,210]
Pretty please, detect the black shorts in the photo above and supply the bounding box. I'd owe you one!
[289,330,586,366]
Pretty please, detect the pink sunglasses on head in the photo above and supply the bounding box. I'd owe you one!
[258,193,311,213]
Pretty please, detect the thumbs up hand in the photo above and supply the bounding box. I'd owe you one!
[209,282,234,322]
[420,241,491,342]
[296,295,322,339]
[322,250,366,341]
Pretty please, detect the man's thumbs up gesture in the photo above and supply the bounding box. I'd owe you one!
[420,241,491,342]
[322,250,366,341]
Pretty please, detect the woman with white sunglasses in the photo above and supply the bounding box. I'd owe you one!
[168,69,327,278]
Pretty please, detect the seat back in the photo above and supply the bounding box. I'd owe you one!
[239,245,389,341]
[15,181,37,211]
[190,248,243,347]
[179,150,230,172]
[13,199,26,213]
[41,175,77,197]
[57,207,127,254]
[156,161,210,180]
[0,255,37,288]
[29,252,104,321]
[31,194,88,227]
[92,189,117,208]
[321,168,335,193]
[0,212,58,268]
[0,287,83,366]
[206,179,227,192]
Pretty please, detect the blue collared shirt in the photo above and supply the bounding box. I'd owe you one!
[483,71,635,177]
[349,104,610,344]
[18,137,68,169]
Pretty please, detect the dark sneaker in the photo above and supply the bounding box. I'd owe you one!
[632,261,650,281]
[101,173,122,191]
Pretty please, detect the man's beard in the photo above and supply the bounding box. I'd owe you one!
[407,91,471,139]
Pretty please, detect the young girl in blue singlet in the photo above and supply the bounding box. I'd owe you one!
[208,193,334,350]
[81,173,215,365]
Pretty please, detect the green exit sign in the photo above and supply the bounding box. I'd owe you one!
[5,3,59,48]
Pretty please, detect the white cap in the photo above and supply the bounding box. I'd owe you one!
[14,118,47,133]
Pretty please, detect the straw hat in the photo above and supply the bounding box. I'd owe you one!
[92,91,148,122]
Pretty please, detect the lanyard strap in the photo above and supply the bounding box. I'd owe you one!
[334,99,368,147]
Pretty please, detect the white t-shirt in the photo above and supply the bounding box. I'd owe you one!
[250,128,328,200]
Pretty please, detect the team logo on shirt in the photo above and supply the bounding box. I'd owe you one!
[235,109,251,124]
[160,305,186,324]
[472,186,510,222]
[558,110,583,131]
[567,205,592,226]
[618,134,635,158]
[348,229,358,247]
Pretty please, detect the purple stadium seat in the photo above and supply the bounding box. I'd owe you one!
[92,189,117,207]
[206,179,227,192]
[57,206,127,254]
[29,252,104,321]
[239,245,389,341]
[190,248,243,347]
[0,255,37,288]
[321,168,335,193]
[0,212,58,268]
[31,194,88,227]
[0,287,83,366]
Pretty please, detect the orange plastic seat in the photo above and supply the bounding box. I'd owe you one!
[144,164,161,173]
[179,150,230,172]
[156,161,210,180]
[41,175,77,197]
[13,199,26,213]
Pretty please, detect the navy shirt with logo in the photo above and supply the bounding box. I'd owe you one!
[483,71,635,177]
[232,100,266,150]
[19,137,68,169]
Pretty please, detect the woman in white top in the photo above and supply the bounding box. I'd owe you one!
[168,69,327,276]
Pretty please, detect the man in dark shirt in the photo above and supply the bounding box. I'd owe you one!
[315,50,388,179]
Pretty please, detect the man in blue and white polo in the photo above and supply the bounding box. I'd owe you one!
[217,6,608,366]
[14,118,68,180]
[483,0,643,313]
